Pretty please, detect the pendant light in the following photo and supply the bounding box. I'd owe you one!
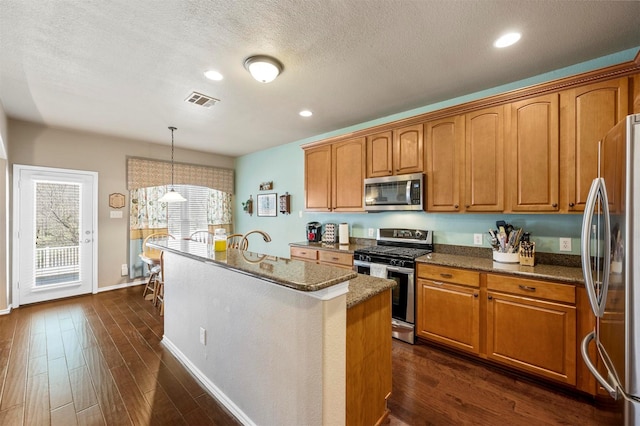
[159,126,186,203]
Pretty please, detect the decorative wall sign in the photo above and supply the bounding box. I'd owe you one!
[109,193,126,208]
[259,181,273,191]
[279,192,291,214]
[257,193,277,217]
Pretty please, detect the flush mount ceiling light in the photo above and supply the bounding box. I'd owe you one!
[159,126,186,203]
[299,110,313,117]
[494,32,521,48]
[243,55,283,83]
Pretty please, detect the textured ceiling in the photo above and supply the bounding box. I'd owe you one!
[1,0,639,157]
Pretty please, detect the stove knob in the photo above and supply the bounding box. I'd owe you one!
[366,256,372,263]
[415,230,423,239]
[389,259,396,266]
[398,260,405,267]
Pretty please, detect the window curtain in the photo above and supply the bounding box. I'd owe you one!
[126,157,234,194]
[127,157,234,279]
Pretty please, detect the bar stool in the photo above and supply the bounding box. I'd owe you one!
[154,252,166,315]
[227,233,248,250]
[140,232,174,301]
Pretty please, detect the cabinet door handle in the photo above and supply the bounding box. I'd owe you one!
[488,295,493,300]
[518,285,536,292]
[552,203,558,208]
[454,204,459,209]
[473,293,478,298]
[440,273,453,279]
[331,257,339,261]
[300,251,307,255]
[432,281,444,286]
[569,202,575,207]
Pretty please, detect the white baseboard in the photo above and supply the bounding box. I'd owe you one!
[161,336,254,426]
[0,304,12,315]
[97,279,146,293]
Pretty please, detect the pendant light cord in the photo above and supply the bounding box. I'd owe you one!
[169,126,177,187]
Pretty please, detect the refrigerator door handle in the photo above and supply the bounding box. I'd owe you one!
[580,177,611,317]
[581,331,619,399]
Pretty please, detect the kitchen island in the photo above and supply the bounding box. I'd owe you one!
[147,238,395,426]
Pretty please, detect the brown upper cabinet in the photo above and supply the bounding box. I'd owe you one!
[304,137,366,212]
[304,144,332,211]
[464,106,505,212]
[560,77,629,212]
[366,131,393,177]
[506,93,560,212]
[425,115,464,212]
[366,124,423,177]
[303,57,639,215]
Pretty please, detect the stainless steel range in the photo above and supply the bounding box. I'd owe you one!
[354,228,433,344]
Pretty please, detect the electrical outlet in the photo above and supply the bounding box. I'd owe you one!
[559,238,572,252]
[368,228,374,237]
[473,233,483,245]
[120,264,128,276]
[199,327,206,345]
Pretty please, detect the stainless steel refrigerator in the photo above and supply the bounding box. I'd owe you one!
[581,113,640,425]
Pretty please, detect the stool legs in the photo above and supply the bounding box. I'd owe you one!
[142,269,159,300]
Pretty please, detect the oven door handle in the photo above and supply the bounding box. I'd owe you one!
[386,265,414,274]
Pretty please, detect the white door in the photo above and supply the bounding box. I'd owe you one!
[13,165,98,306]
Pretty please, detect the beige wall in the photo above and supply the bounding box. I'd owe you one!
[7,119,235,295]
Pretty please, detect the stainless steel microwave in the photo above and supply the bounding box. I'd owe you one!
[363,173,424,211]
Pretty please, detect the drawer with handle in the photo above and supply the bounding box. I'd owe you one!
[290,247,318,261]
[486,274,575,304]
[318,250,353,267]
[416,264,480,288]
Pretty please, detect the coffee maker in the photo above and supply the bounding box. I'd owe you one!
[306,222,322,242]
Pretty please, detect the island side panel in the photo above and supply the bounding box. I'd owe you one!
[346,289,393,425]
[162,251,345,425]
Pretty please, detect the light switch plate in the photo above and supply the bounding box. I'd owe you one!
[110,210,123,219]
[199,327,206,345]
[473,233,483,245]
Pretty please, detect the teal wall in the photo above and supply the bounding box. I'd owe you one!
[234,47,639,258]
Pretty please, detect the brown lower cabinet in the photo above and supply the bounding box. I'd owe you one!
[290,246,354,269]
[417,264,581,389]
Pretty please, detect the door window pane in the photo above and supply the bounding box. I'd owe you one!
[35,182,80,286]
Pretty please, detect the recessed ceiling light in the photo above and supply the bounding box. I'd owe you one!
[299,110,313,117]
[204,70,223,81]
[494,32,521,48]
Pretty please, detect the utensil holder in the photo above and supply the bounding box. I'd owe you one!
[493,251,519,263]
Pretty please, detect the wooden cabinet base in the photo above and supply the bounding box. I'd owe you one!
[346,290,392,426]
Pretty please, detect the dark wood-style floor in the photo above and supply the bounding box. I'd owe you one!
[0,286,240,426]
[388,341,621,426]
[0,286,620,425]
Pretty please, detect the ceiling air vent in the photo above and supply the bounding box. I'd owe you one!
[185,91,219,108]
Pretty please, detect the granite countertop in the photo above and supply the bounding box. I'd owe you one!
[148,238,357,292]
[346,274,396,309]
[416,252,585,284]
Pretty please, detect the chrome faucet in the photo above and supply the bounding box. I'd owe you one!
[240,229,272,248]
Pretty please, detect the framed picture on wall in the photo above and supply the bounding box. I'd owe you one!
[257,193,277,217]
